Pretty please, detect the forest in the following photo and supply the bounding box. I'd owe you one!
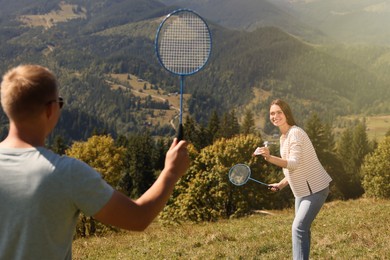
[1,0,390,144]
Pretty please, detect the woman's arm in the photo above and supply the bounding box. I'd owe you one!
[264,153,287,168]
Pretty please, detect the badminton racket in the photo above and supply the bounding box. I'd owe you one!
[228,164,270,187]
[155,9,212,140]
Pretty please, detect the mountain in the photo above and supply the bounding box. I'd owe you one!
[162,0,390,45]
[272,0,390,45]
[159,0,328,43]
[1,0,390,142]
[186,26,390,124]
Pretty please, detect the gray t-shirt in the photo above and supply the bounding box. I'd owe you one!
[0,147,114,260]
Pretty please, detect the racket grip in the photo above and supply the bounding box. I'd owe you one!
[268,185,280,192]
[177,123,184,141]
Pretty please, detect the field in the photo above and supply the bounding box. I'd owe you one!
[19,3,86,29]
[73,198,389,259]
[365,115,390,140]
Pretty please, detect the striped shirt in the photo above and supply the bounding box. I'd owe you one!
[280,126,332,198]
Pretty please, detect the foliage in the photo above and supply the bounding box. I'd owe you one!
[66,134,126,188]
[304,113,344,200]
[361,137,390,199]
[65,134,126,237]
[160,135,289,222]
[335,121,372,199]
[305,113,334,156]
[241,109,256,135]
[1,1,390,140]
[219,110,240,139]
[116,132,161,198]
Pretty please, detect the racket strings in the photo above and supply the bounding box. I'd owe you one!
[158,12,211,75]
[229,166,250,185]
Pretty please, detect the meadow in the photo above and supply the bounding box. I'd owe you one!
[73,198,389,259]
[19,3,86,29]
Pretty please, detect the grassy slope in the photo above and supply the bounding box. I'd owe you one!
[18,3,86,29]
[73,198,390,259]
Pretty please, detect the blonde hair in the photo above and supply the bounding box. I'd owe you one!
[1,64,58,121]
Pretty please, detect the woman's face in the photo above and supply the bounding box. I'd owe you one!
[269,104,288,127]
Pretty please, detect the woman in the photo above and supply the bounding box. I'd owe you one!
[254,99,332,260]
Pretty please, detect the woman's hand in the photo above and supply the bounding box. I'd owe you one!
[268,183,281,192]
[253,146,270,160]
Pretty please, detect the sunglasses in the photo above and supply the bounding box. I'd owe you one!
[46,97,64,109]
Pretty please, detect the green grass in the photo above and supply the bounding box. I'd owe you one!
[73,199,390,259]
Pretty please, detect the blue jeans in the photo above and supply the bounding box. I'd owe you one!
[292,186,329,260]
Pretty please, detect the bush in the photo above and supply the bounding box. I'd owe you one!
[160,135,286,223]
[361,137,390,199]
[66,134,126,237]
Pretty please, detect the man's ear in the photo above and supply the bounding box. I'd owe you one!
[45,103,53,119]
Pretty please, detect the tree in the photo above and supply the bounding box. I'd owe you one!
[122,132,157,198]
[207,110,220,142]
[304,113,343,200]
[183,116,199,147]
[361,137,390,198]
[49,135,68,155]
[219,110,240,139]
[183,116,212,151]
[66,134,125,188]
[304,113,330,157]
[335,121,370,199]
[66,134,126,237]
[352,121,371,170]
[241,109,256,135]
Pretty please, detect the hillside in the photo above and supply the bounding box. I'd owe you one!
[164,0,390,45]
[273,0,390,45]
[1,0,390,142]
[186,26,390,125]
[160,0,328,43]
[72,198,390,259]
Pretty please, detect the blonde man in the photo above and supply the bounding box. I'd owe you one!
[0,64,190,259]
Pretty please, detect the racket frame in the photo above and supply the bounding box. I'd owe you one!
[155,8,212,76]
[228,163,270,187]
[155,9,212,140]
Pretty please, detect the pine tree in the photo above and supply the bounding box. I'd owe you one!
[219,110,240,139]
[304,113,328,157]
[241,109,255,135]
[304,113,343,199]
[125,132,156,198]
[352,121,370,169]
[50,135,68,155]
[207,110,220,142]
[336,121,370,199]
[183,115,198,145]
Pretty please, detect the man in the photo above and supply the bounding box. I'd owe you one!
[0,64,190,259]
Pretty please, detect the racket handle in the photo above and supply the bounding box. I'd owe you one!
[177,123,184,141]
[268,185,280,192]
